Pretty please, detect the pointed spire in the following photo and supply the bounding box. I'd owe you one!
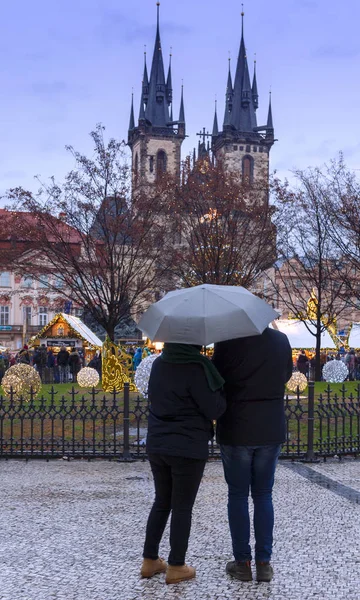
[142,48,149,104]
[166,50,173,105]
[179,84,185,123]
[252,58,259,110]
[266,92,274,133]
[229,8,257,132]
[223,56,233,127]
[129,92,135,130]
[212,99,219,137]
[145,2,170,127]
[139,87,146,122]
[193,147,196,166]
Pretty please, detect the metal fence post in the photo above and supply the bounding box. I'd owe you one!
[123,382,130,460]
[305,381,315,462]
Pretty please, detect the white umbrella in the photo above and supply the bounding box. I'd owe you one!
[138,284,279,346]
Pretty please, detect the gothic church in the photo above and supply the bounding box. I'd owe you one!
[127,4,275,188]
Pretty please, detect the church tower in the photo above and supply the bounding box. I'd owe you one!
[128,3,185,190]
[212,11,275,188]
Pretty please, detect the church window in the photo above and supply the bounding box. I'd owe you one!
[156,150,167,177]
[246,145,251,152]
[149,156,154,173]
[134,153,139,183]
[242,155,254,184]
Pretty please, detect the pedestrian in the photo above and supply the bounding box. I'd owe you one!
[57,346,70,383]
[47,350,55,384]
[296,349,308,377]
[345,349,357,381]
[133,347,143,371]
[17,345,30,364]
[212,327,293,583]
[141,343,226,584]
[68,348,81,382]
[37,344,48,382]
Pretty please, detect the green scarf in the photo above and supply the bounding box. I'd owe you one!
[161,343,224,392]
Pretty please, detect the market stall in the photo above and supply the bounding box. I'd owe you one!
[270,319,337,350]
[30,313,102,363]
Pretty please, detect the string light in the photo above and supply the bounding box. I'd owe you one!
[286,372,308,393]
[2,364,42,400]
[77,367,100,388]
[322,360,348,383]
[134,354,159,397]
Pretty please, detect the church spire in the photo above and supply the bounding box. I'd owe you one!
[223,57,233,127]
[229,8,257,132]
[129,92,135,131]
[252,58,259,110]
[179,84,185,123]
[142,49,149,104]
[144,2,170,127]
[166,50,173,105]
[266,91,274,140]
[212,99,219,137]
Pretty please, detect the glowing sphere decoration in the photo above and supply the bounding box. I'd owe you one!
[286,372,308,393]
[134,354,159,397]
[322,360,348,383]
[2,364,42,400]
[77,367,100,388]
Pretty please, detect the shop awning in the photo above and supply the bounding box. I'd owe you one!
[270,319,337,349]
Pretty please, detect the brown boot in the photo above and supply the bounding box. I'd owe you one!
[165,564,196,585]
[140,557,167,578]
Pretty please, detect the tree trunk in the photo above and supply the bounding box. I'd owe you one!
[315,313,322,381]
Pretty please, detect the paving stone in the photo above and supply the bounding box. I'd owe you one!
[0,459,359,599]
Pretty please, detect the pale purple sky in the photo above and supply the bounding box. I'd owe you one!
[1,0,360,203]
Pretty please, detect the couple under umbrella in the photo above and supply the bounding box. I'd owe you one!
[138,285,293,585]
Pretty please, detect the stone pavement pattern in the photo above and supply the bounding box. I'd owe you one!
[1,459,360,600]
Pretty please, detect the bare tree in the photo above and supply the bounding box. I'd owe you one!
[165,158,275,288]
[268,166,355,379]
[1,125,172,341]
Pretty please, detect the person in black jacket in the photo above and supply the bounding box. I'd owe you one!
[212,327,293,583]
[141,343,226,585]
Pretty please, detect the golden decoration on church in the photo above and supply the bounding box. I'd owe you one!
[101,338,136,392]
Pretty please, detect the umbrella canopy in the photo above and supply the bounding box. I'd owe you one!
[138,284,279,346]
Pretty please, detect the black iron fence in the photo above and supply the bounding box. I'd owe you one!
[0,382,360,461]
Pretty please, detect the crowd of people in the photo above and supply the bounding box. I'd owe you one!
[0,344,102,385]
[296,348,360,380]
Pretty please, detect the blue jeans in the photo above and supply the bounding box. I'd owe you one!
[220,444,281,563]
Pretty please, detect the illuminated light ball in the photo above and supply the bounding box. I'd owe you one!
[2,364,42,400]
[134,354,159,398]
[77,367,100,388]
[322,360,348,383]
[286,372,308,393]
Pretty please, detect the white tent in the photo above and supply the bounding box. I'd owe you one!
[270,320,337,349]
[347,323,360,348]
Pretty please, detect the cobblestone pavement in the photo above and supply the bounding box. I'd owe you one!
[1,458,360,600]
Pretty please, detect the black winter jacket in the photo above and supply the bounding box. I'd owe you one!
[146,357,226,460]
[212,328,293,446]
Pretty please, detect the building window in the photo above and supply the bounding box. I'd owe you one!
[240,146,244,151]
[23,306,32,326]
[73,307,83,318]
[242,155,254,183]
[0,272,11,287]
[253,146,257,152]
[259,146,263,153]
[39,306,48,327]
[156,150,167,177]
[55,274,64,289]
[149,156,154,173]
[38,275,49,288]
[0,306,10,326]
[233,145,238,150]
[22,275,33,288]
[246,145,251,152]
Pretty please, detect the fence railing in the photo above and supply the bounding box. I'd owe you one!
[0,382,360,461]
